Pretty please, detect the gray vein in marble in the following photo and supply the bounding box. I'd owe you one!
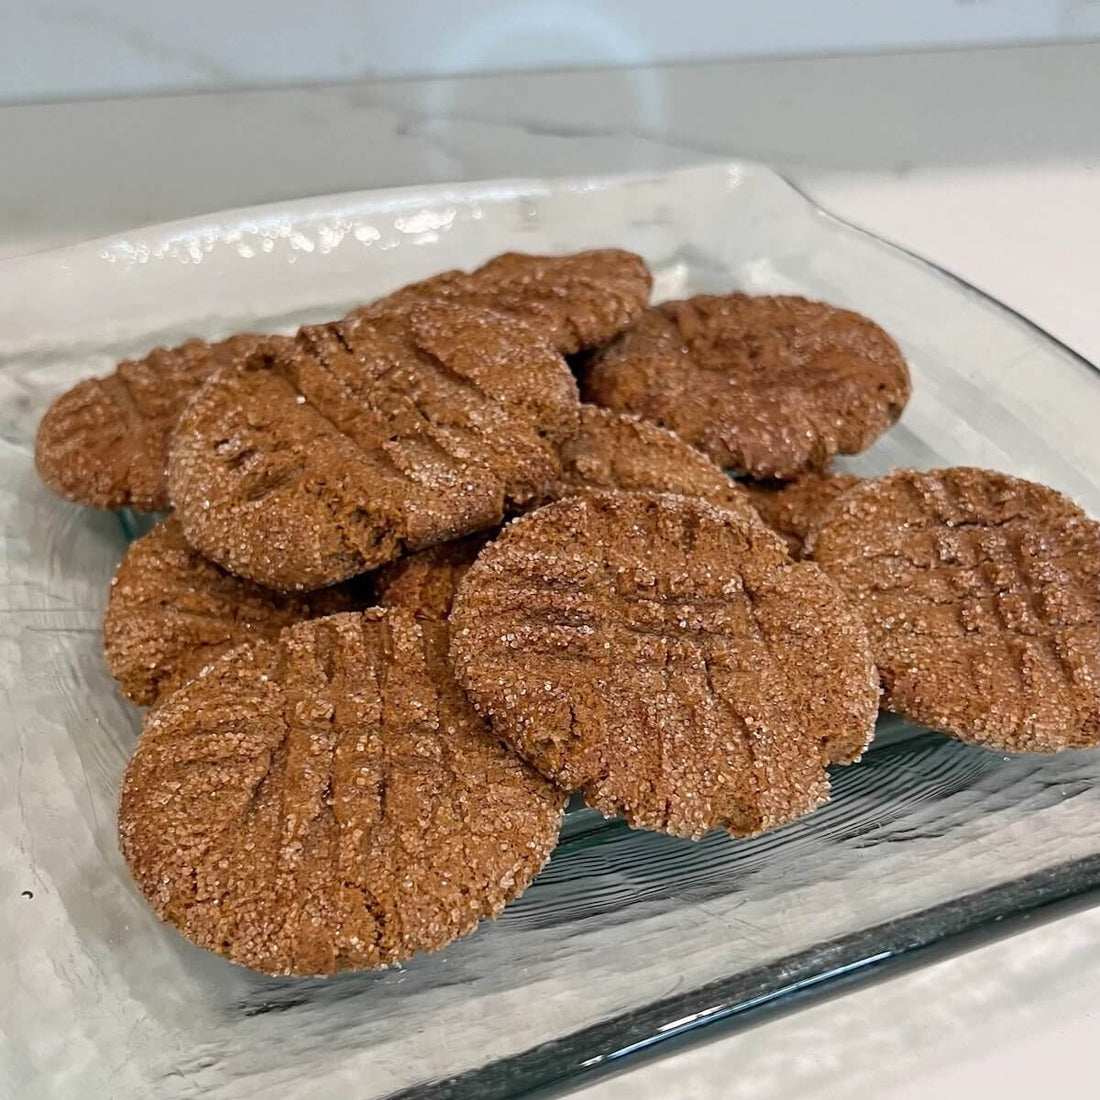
[38,2,234,84]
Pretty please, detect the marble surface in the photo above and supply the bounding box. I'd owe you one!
[3,41,1100,1100]
[4,2,1099,103]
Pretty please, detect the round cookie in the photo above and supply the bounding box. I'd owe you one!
[168,300,580,592]
[104,517,367,706]
[118,608,565,977]
[359,249,652,355]
[374,534,491,622]
[450,491,878,839]
[583,294,910,479]
[35,334,273,512]
[744,472,862,557]
[808,467,1100,753]
[544,405,759,524]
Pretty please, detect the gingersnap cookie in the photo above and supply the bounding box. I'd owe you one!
[169,300,580,592]
[807,468,1100,753]
[744,472,862,557]
[543,405,759,523]
[450,491,878,839]
[359,249,652,355]
[118,608,565,976]
[104,517,367,706]
[374,534,491,621]
[583,294,910,479]
[35,334,274,512]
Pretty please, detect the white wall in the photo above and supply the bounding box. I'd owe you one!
[2,0,1099,104]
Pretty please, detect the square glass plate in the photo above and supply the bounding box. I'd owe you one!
[2,163,1100,1100]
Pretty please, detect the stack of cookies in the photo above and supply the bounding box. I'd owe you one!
[35,249,1100,977]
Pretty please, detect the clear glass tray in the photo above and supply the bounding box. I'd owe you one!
[2,163,1099,1100]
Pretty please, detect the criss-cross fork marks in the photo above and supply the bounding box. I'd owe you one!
[842,516,1099,695]
[489,582,768,675]
[469,555,810,804]
[284,315,560,507]
[482,579,785,835]
[352,247,652,356]
[503,579,783,790]
[122,608,562,975]
[812,473,1100,742]
[466,501,841,701]
[265,611,560,966]
[171,304,579,588]
[451,493,880,838]
[43,336,269,509]
[271,613,470,836]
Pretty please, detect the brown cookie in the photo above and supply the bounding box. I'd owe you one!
[545,405,759,523]
[104,517,367,706]
[118,608,565,976]
[169,301,580,592]
[450,491,878,839]
[583,294,910,479]
[358,249,652,355]
[374,534,491,622]
[744,472,862,557]
[807,468,1100,753]
[35,334,274,512]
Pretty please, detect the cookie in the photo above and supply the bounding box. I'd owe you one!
[807,468,1100,753]
[168,301,580,592]
[118,608,565,976]
[359,249,652,355]
[744,472,862,557]
[583,294,910,479]
[450,491,878,839]
[103,517,367,706]
[35,334,274,512]
[374,534,491,621]
[545,405,759,523]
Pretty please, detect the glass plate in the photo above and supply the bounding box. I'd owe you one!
[2,163,1099,1100]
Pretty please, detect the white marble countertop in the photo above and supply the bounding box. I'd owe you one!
[4,40,1100,1099]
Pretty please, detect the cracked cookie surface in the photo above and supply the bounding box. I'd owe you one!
[118,608,565,976]
[450,491,878,839]
[808,467,1100,752]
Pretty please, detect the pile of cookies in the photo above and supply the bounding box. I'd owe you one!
[35,249,1100,978]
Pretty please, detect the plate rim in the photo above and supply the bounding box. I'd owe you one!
[0,163,744,271]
